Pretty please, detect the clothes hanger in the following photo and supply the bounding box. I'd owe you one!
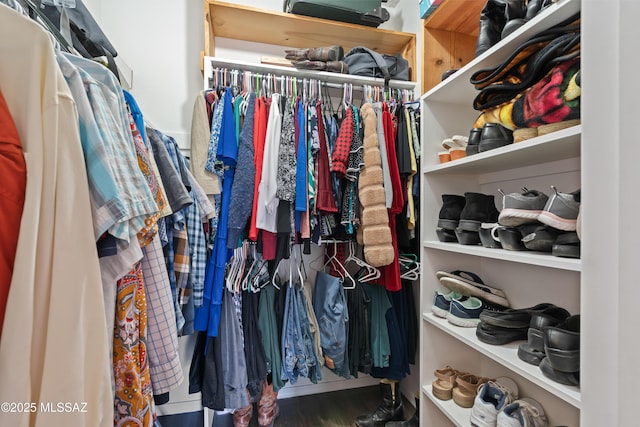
[344,239,380,283]
[322,241,356,289]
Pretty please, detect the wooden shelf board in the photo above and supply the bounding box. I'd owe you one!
[207,0,416,57]
[422,241,582,272]
[424,0,485,36]
[423,313,582,408]
[423,125,581,175]
[423,384,470,426]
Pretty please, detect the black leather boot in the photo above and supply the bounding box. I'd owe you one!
[385,393,419,427]
[502,0,546,38]
[475,0,508,57]
[355,379,404,427]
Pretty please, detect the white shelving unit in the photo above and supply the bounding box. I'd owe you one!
[419,0,584,425]
[423,385,470,427]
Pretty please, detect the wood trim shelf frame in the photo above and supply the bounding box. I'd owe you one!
[421,0,485,93]
[204,0,417,80]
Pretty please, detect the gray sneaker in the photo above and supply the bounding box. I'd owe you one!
[538,186,580,231]
[496,398,548,427]
[498,188,549,227]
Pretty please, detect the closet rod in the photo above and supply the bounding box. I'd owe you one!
[204,56,417,92]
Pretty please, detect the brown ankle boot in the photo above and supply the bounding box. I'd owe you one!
[233,390,253,427]
[258,380,279,427]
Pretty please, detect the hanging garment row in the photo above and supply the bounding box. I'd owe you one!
[0,1,422,423]
[190,69,422,336]
[186,66,422,425]
[0,3,187,427]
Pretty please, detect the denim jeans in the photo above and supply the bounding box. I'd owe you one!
[281,283,308,383]
[313,271,349,376]
[296,286,322,383]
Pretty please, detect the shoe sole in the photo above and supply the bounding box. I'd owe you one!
[478,139,513,152]
[436,228,458,243]
[457,219,482,232]
[431,305,449,318]
[538,210,577,231]
[437,219,459,230]
[539,357,580,386]
[452,386,475,408]
[552,244,580,258]
[517,343,545,366]
[476,326,528,345]
[437,276,510,307]
[454,229,481,245]
[447,313,480,328]
[498,208,543,227]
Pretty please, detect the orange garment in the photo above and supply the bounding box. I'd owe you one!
[249,96,267,241]
[0,89,26,338]
[113,264,154,427]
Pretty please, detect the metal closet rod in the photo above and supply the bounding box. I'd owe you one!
[208,68,414,104]
[204,57,416,92]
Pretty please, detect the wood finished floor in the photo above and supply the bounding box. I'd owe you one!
[210,385,414,427]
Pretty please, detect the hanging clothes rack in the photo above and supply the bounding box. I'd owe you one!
[203,56,416,96]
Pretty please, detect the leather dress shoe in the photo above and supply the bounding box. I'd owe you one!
[479,303,559,328]
[544,314,580,373]
[518,306,571,365]
[476,321,528,345]
[478,123,514,152]
[466,128,483,155]
[540,356,580,386]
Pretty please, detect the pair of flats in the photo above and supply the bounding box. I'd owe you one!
[432,366,494,408]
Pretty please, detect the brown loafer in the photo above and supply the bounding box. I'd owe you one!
[258,381,279,427]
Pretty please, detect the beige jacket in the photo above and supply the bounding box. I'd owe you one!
[0,5,113,427]
[190,90,221,194]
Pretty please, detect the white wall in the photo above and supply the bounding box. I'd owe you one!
[90,0,421,149]
[87,0,423,416]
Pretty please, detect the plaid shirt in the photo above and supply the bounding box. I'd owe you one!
[184,169,208,308]
[140,235,184,394]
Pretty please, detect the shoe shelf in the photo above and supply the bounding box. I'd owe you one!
[423,241,582,272]
[422,312,582,408]
[421,0,581,105]
[422,384,470,427]
[423,125,581,176]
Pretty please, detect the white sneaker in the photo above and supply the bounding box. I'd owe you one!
[497,398,548,427]
[470,377,519,427]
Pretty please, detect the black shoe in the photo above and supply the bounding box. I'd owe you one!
[466,128,483,155]
[355,380,404,427]
[458,192,500,232]
[518,306,570,365]
[479,303,559,329]
[475,0,508,57]
[437,194,467,230]
[478,123,514,152]
[544,314,580,373]
[476,321,529,345]
[502,0,547,38]
[540,356,580,386]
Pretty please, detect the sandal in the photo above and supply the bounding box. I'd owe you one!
[432,366,460,401]
[436,270,510,307]
[452,373,494,408]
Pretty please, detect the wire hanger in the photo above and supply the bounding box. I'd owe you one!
[344,239,380,283]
